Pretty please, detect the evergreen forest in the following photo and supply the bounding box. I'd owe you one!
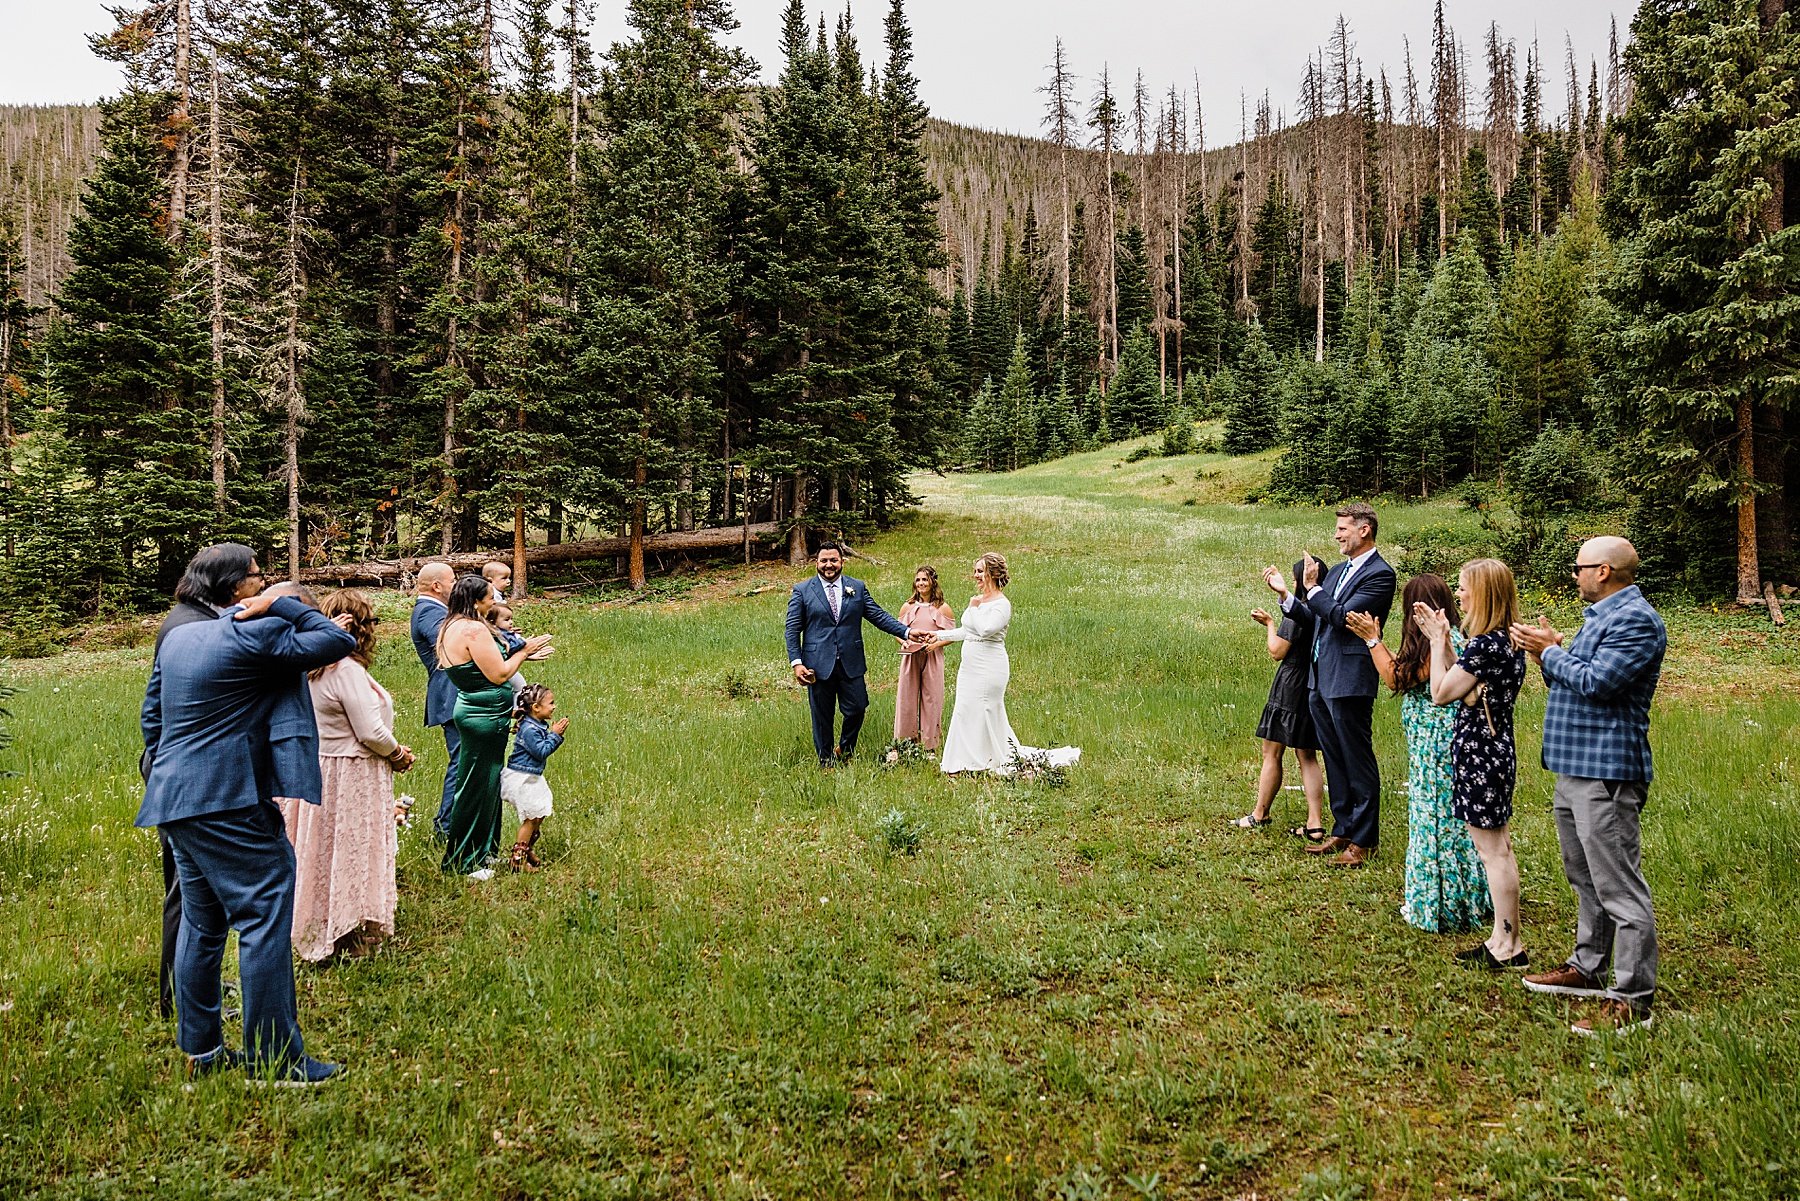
[0,0,1796,639]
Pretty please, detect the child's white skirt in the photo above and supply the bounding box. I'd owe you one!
[501,769,554,820]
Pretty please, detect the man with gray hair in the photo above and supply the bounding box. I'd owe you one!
[1510,536,1666,1037]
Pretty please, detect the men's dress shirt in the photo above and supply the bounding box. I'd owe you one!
[1538,584,1667,783]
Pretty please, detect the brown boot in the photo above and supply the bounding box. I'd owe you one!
[1303,836,1349,856]
[1326,844,1369,868]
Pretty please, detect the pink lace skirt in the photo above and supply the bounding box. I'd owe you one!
[280,756,398,963]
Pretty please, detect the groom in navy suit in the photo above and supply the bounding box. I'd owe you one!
[785,542,916,768]
[1267,503,1396,868]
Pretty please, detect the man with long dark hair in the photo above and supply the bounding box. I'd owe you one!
[142,544,265,1020]
[139,579,356,1082]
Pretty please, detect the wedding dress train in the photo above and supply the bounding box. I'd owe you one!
[936,594,1081,775]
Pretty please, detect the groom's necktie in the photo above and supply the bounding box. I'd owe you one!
[828,581,841,621]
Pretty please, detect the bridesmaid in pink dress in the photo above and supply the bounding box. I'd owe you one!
[895,566,956,750]
[280,590,416,963]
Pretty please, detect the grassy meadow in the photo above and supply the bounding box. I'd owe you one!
[2,435,1798,1200]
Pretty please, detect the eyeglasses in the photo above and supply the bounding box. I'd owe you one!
[1571,563,1606,573]
[244,570,266,580]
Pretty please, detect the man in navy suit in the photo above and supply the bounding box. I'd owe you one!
[142,543,266,1021]
[784,542,918,768]
[409,562,459,837]
[1265,503,1397,868]
[138,583,357,1083]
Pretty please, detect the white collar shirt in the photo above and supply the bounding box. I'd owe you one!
[1336,546,1379,593]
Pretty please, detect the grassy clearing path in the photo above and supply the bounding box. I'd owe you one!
[3,440,1798,1199]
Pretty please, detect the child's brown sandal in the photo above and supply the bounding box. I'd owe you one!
[509,842,539,873]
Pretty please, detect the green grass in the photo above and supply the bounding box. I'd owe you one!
[3,435,1798,1199]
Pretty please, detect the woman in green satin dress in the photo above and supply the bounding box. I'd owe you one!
[435,575,553,877]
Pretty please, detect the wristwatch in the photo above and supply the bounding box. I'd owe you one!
[1363,636,1380,648]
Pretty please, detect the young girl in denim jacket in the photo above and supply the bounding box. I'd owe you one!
[500,683,567,872]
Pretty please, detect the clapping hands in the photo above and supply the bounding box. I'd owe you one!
[1508,616,1563,663]
[1251,607,1275,628]
[1412,600,1452,641]
[550,717,571,736]
[1260,565,1290,600]
[523,633,555,661]
[1343,610,1381,641]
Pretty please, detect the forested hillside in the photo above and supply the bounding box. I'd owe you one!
[0,0,1795,644]
[0,106,98,310]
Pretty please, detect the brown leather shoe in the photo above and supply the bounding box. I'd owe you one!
[1326,844,1369,868]
[1521,963,1606,998]
[1303,836,1349,856]
[1571,998,1653,1037]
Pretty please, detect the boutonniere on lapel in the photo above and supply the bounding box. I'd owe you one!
[843,587,856,597]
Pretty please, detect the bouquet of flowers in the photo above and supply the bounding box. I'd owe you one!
[1007,749,1071,789]
[879,738,932,768]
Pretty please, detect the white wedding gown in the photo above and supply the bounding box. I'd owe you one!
[936,594,1081,775]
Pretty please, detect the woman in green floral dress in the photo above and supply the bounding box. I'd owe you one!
[1346,574,1490,933]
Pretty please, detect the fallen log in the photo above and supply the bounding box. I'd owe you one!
[299,522,783,586]
[1765,580,1786,627]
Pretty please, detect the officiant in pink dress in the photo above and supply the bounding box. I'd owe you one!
[895,566,956,750]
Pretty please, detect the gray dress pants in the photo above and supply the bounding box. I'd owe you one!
[1552,775,1658,1011]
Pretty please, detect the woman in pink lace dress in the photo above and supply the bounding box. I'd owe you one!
[280,590,415,963]
[894,566,956,750]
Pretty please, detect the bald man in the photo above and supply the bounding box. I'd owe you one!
[409,563,461,837]
[1510,536,1666,1038]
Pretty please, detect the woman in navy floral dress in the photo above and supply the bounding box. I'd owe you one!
[1417,559,1529,971]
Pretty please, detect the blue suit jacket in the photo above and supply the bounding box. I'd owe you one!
[136,597,357,827]
[784,574,910,681]
[410,597,457,728]
[1290,551,1397,701]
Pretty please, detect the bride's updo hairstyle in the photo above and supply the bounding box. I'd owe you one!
[977,552,1009,589]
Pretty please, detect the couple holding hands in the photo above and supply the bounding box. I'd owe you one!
[784,542,1078,776]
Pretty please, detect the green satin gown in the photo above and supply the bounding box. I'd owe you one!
[440,648,514,874]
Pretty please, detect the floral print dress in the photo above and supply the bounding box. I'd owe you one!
[1451,630,1528,830]
[1398,630,1491,934]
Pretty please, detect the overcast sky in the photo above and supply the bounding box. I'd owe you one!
[3,0,1637,135]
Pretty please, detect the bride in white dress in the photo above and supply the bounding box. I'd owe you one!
[923,553,1081,776]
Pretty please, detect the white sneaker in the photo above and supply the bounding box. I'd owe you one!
[467,868,494,881]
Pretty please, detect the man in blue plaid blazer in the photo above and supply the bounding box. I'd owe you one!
[1510,536,1666,1038]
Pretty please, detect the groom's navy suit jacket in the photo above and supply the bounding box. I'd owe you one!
[784,574,910,681]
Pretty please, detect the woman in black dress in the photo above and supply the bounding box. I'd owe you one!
[1418,558,1530,970]
[1236,558,1326,840]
